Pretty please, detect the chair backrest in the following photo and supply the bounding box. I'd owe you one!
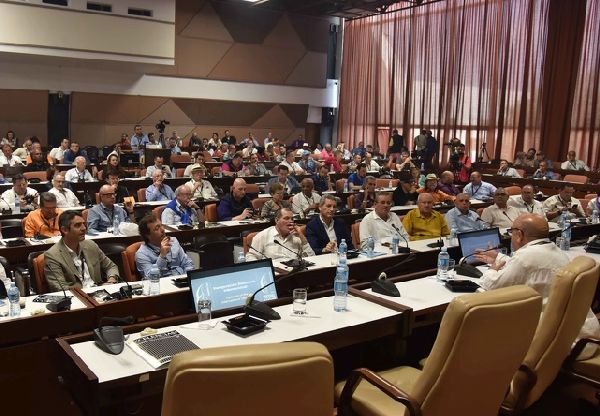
[375,178,399,188]
[351,221,361,248]
[503,256,600,411]
[585,193,597,200]
[85,146,99,163]
[516,169,526,177]
[563,174,587,184]
[415,285,542,415]
[28,251,48,294]
[346,194,355,209]
[0,219,24,238]
[23,171,47,181]
[205,203,218,222]
[153,206,166,218]
[211,166,221,176]
[121,241,143,282]
[81,209,89,225]
[193,235,234,269]
[245,183,260,194]
[95,192,100,204]
[505,185,522,196]
[202,151,213,162]
[243,231,259,254]
[161,342,334,416]
[251,198,268,211]
[335,178,345,192]
[170,154,192,164]
[175,168,185,178]
[137,188,147,203]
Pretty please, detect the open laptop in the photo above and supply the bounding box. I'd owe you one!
[187,259,278,313]
[457,227,502,264]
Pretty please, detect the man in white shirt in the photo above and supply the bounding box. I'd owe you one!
[48,172,80,208]
[145,156,173,179]
[291,178,321,217]
[263,132,274,147]
[1,174,38,211]
[476,213,599,360]
[542,183,586,222]
[0,144,23,166]
[145,132,162,149]
[49,138,70,164]
[279,150,305,176]
[13,138,32,160]
[507,184,545,217]
[246,208,315,261]
[481,188,521,228]
[65,156,94,182]
[185,165,217,199]
[561,151,589,171]
[364,152,380,171]
[496,159,521,177]
[359,192,409,250]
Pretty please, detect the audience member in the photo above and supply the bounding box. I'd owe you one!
[364,152,380,171]
[348,154,362,172]
[351,141,366,158]
[313,164,332,192]
[161,185,204,225]
[267,165,300,194]
[347,163,367,190]
[0,143,22,166]
[388,129,404,159]
[513,151,528,167]
[496,159,521,177]
[417,174,454,203]
[561,151,589,171]
[101,154,126,179]
[524,148,537,167]
[146,170,175,202]
[1,174,38,211]
[306,194,353,254]
[167,137,182,154]
[185,165,217,200]
[261,183,290,219]
[360,192,409,249]
[49,138,70,163]
[130,124,149,151]
[542,183,586,221]
[291,178,321,217]
[104,170,130,204]
[65,156,94,182]
[146,156,173,178]
[507,184,545,217]
[13,138,32,160]
[218,178,253,221]
[444,193,485,233]
[48,172,80,208]
[437,171,460,196]
[532,161,554,180]
[63,141,90,164]
[480,188,520,228]
[402,193,450,240]
[25,147,49,172]
[587,193,600,216]
[146,132,162,149]
[23,192,62,238]
[463,171,496,199]
[392,171,418,206]
[1,130,17,148]
[243,153,269,176]
[87,185,134,232]
[410,166,426,188]
[451,143,471,184]
[354,176,377,209]
[280,150,305,175]
[298,150,319,175]
[221,152,244,176]
[533,151,553,169]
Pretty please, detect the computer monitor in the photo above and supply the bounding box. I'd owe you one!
[187,259,278,313]
[457,228,502,263]
[119,152,140,166]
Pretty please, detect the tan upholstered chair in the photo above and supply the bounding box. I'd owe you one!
[501,256,600,414]
[121,241,143,282]
[204,203,218,222]
[243,231,259,255]
[563,174,587,184]
[351,221,361,248]
[161,342,334,416]
[505,186,522,196]
[336,285,542,416]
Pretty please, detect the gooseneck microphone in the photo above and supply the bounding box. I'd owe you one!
[372,252,416,297]
[244,271,301,321]
[455,244,503,278]
[248,245,267,259]
[391,224,411,254]
[116,274,135,299]
[46,276,72,312]
[273,239,311,271]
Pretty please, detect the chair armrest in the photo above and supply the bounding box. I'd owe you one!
[565,336,600,365]
[339,368,421,416]
[500,364,537,415]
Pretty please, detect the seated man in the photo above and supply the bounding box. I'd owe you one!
[0,143,23,166]
[354,176,377,209]
[306,195,353,255]
[242,153,269,176]
[437,171,460,196]
[48,172,80,208]
[146,170,176,201]
[291,178,321,217]
[185,165,217,199]
[49,138,70,164]
[392,171,418,206]
[347,163,367,190]
[476,213,600,360]
[463,171,496,200]
[496,159,521,177]
[444,193,485,233]
[246,208,315,261]
[87,185,134,233]
[280,150,305,176]
[359,192,410,249]
[402,193,450,241]
[507,184,545,217]
[348,154,362,172]
[162,185,205,225]
[44,210,120,291]
[417,174,454,203]
[23,192,62,238]
[167,137,182,155]
[532,161,555,180]
[217,178,253,221]
[104,170,130,204]
[542,183,586,222]
[298,150,319,175]
[267,165,300,194]
[313,164,332,192]
[13,138,31,160]
[561,150,589,171]
[63,141,90,164]
[65,156,94,182]
[145,156,173,179]
[0,174,38,211]
[364,152,380,171]
[221,152,244,176]
[25,148,50,172]
[135,214,195,278]
[481,188,521,228]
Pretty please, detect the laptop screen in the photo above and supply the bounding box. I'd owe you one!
[458,228,502,263]
[187,259,278,313]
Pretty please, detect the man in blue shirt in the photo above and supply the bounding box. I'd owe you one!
[267,165,301,194]
[444,193,486,233]
[167,137,182,155]
[135,213,194,278]
[146,170,175,201]
[87,185,134,233]
[63,141,90,164]
[130,124,149,151]
[351,141,366,158]
[217,178,253,221]
[463,171,497,200]
[347,163,367,190]
[313,164,332,192]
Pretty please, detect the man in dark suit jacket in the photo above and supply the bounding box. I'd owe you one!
[306,194,354,255]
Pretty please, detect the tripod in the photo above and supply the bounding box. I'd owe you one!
[477,142,491,163]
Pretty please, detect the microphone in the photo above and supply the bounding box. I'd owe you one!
[426,238,445,249]
[94,315,135,355]
[248,245,267,259]
[391,224,411,254]
[117,273,135,299]
[455,244,503,278]
[46,276,72,312]
[502,211,514,224]
[244,269,302,321]
[273,239,311,271]
[372,253,416,297]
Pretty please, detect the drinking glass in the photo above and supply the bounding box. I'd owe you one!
[292,288,308,315]
[197,299,212,328]
[447,259,456,280]
[556,237,565,249]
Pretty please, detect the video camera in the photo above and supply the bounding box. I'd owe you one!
[155,119,170,134]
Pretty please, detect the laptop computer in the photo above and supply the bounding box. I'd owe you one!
[119,152,140,166]
[457,227,502,264]
[187,259,278,313]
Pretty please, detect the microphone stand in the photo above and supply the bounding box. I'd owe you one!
[391,224,411,254]
[273,239,310,272]
[244,270,301,321]
[455,244,503,278]
[46,276,72,312]
[248,245,267,259]
[372,252,416,297]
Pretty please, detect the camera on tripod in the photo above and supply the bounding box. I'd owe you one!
[155,120,170,134]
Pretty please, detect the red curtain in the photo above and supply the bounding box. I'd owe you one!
[338,0,599,169]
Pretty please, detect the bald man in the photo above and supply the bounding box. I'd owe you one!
[476,213,600,359]
[217,178,253,221]
[402,193,450,240]
[291,178,321,217]
[87,184,134,233]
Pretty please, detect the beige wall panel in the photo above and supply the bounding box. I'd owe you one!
[0,122,46,144]
[285,52,327,88]
[71,123,106,147]
[153,37,232,78]
[283,128,307,144]
[71,93,167,124]
[180,2,234,42]
[263,15,305,50]
[175,0,207,34]
[139,99,195,126]
[209,44,304,84]
[173,99,273,126]
[0,90,47,122]
[0,3,175,59]
[252,105,295,129]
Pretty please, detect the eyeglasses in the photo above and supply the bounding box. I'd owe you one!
[101,193,116,197]
[506,227,523,235]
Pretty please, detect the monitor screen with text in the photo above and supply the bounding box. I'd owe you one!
[458,228,502,263]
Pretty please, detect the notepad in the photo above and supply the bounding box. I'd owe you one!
[128,330,199,369]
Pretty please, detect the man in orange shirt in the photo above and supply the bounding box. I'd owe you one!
[23,192,62,238]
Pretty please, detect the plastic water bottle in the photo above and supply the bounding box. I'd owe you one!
[338,239,348,260]
[7,282,20,317]
[391,235,400,254]
[437,247,450,280]
[237,251,246,263]
[592,210,599,224]
[333,256,349,312]
[112,216,120,236]
[13,197,20,214]
[449,228,458,246]
[148,265,161,296]
[388,179,393,188]
[560,212,571,251]
[343,180,349,193]
[366,236,375,258]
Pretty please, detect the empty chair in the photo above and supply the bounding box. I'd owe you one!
[204,203,218,222]
[121,241,143,282]
[28,251,47,294]
[336,285,542,416]
[375,178,399,188]
[162,342,334,416]
[0,219,24,238]
[563,174,587,184]
[191,234,234,270]
[351,221,361,248]
[137,188,147,203]
[505,185,522,196]
[170,154,192,164]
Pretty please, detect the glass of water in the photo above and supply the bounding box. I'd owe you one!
[292,288,308,315]
[197,299,212,327]
[447,259,456,280]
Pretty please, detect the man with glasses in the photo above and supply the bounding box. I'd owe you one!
[507,184,545,217]
[542,183,586,222]
[392,171,419,206]
[65,156,94,182]
[185,165,217,200]
[444,193,485,233]
[87,184,134,233]
[146,170,175,201]
[463,171,496,200]
[25,147,50,172]
[48,172,80,208]
[360,192,410,249]
[23,192,62,238]
[161,185,204,225]
[475,213,599,360]
[402,193,450,240]
[481,188,520,228]
[104,170,130,204]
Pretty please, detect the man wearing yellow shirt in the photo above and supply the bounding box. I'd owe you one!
[402,193,450,240]
[23,192,62,238]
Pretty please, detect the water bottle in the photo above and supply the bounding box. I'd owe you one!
[148,265,161,296]
[421,162,425,171]
[333,256,349,312]
[343,180,349,193]
[338,239,348,260]
[14,197,20,214]
[237,251,246,263]
[112,215,120,236]
[449,228,458,246]
[560,212,571,251]
[7,282,20,317]
[388,179,393,188]
[366,236,375,258]
[391,235,400,254]
[437,247,450,280]
[592,210,599,225]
